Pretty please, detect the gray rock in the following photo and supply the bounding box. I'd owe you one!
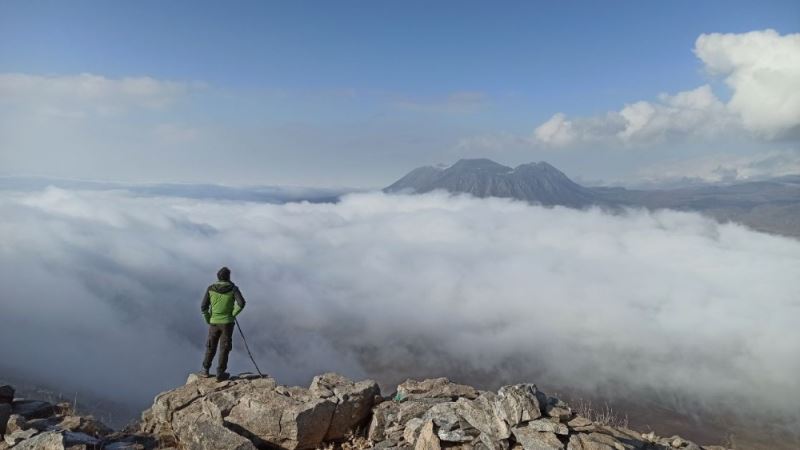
[566,432,634,450]
[454,394,511,441]
[478,431,510,450]
[404,417,426,444]
[495,385,543,426]
[514,419,568,436]
[4,413,25,434]
[4,427,38,446]
[545,405,572,422]
[368,401,397,442]
[566,417,592,429]
[397,378,480,401]
[421,402,478,442]
[414,420,441,450]
[511,427,564,450]
[309,373,380,441]
[141,372,379,450]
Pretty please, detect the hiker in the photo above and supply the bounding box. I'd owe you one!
[201,266,246,381]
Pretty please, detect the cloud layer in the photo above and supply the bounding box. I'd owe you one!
[528,29,800,148]
[0,73,200,119]
[1,187,799,424]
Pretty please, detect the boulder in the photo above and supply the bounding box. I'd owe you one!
[140,372,379,450]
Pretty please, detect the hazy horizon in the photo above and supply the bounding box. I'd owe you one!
[1,1,799,446]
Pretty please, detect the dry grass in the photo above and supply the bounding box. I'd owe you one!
[572,398,629,429]
[316,428,373,450]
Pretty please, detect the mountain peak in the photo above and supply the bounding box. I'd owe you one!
[447,158,512,173]
[385,158,596,206]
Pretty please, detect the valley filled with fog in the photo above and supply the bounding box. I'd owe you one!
[1,186,797,433]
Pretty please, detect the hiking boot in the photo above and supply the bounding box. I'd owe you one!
[216,372,230,382]
[200,368,210,378]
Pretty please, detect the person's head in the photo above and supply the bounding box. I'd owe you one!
[217,266,231,282]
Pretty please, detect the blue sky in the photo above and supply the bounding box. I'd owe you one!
[0,1,798,186]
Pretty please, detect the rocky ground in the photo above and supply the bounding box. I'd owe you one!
[1,374,732,450]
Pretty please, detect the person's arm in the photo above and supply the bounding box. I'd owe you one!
[201,288,211,323]
[232,286,246,317]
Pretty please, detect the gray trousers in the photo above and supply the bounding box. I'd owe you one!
[202,323,235,373]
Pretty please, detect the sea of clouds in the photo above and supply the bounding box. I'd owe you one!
[1,186,798,424]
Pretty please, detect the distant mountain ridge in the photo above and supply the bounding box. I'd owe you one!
[384,158,597,207]
[385,158,800,238]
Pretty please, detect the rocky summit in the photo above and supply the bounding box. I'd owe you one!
[0,375,730,450]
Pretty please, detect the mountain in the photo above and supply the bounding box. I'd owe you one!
[1,373,751,450]
[384,159,598,207]
[385,159,800,238]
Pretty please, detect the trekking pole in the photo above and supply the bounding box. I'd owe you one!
[235,318,265,377]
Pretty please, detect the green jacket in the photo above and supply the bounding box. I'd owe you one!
[201,281,246,324]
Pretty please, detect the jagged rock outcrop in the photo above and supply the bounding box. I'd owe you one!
[0,375,731,450]
[139,372,380,450]
[0,386,152,450]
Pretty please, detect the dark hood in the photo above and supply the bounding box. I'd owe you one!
[209,281,234,293]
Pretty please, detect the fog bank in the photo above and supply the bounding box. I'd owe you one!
[1,187,798,424]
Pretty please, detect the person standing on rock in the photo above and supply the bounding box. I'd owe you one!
[201,266,246,381]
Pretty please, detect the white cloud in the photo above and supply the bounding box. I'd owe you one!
[525,29,800,149]
[636,149,800,184]
[533,113,575,146]
[695,29,800,139]
[1,187,799,424]
[0,73,199,117]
